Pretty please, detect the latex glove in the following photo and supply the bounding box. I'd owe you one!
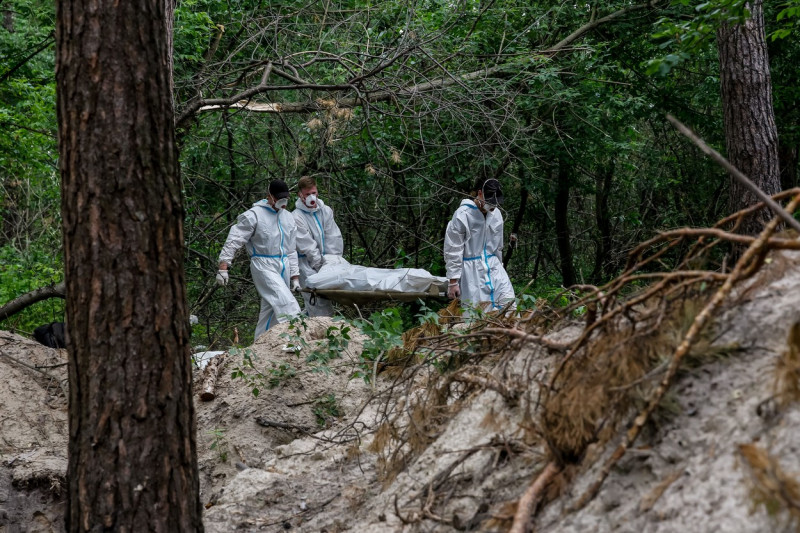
[447,282,461,299]
[291,278,302,293]
[216,270,229,286]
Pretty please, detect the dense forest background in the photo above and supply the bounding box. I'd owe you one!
[2,0,800,346]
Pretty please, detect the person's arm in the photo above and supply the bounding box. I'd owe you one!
[323,206,345,256]
[294,212,323,270]
[443,213,467,282]
[490,211,505,263]
[283,212,301,279]
[218,210,257,268]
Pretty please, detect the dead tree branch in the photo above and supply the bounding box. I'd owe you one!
[569,191,800,512]
[0,281,65,322]
[667,114,800,233]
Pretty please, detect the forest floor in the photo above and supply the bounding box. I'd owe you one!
[2,249,800,532]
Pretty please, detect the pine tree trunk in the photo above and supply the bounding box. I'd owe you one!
[554,162,576,287]
[717,0,781,235]
[55,0,203,530]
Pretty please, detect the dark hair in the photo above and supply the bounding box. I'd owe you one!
[473,176,490,193]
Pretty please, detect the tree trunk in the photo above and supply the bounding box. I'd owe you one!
[779,143,798,191]
[554,162,576,287]
[717,0,781,234]
[591,162,614,282]
[56,0,203,530]
[504,164,529,270]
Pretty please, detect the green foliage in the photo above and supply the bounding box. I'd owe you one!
[0,243,63,333]
[351,308,405,380]
[645,0,770,75]
[312,393,342,427]
[306,322,352,367]
[230,346,297,396]
[207,427,229,462]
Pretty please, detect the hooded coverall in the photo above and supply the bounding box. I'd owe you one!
[218,200,301,339]
[443,199,515,310]
[292,197,344,316]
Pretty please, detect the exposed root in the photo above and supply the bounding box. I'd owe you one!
[509,461,561,533]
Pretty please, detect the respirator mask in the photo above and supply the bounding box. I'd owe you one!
[303,193,318,209]
[275,198,289,210]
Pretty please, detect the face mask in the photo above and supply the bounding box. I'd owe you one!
[303,194,318,208]
[275,198,288,210]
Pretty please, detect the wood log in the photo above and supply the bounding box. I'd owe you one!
[200,352,226,401]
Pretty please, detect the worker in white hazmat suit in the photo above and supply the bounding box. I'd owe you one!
[216,179,302,339]
[292,175,344,316]
[443,177,515,310]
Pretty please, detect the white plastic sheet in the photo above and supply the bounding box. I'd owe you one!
[305,255,447,293]
[192,350,226,371]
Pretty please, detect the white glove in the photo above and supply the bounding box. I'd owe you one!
[216,270,229,286]
[447,281,461,299]
[291,278,301,293]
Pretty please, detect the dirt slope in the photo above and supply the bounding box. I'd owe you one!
[3,251,800,532]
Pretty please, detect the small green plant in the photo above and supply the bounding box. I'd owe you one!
[307,322,352,367]
[351,308,405,383]
[230,346,297,396]
[208,428,229,462]
[312,393,342,427]
[267,362,296,388]
[280,314,310,352]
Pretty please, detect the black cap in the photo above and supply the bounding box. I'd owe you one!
[482,179,504,206]
[268,179,290,200]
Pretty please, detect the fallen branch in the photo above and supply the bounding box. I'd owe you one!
[569,191,800,512]
[0,281,65,322]
[482,327,570,352]
[509,461,561,533]
[0,348,68,398]
[200,353,226,401]
[255,417,313,433]
[667,114,800,233]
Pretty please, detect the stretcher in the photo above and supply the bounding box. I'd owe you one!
[302,283,447,307]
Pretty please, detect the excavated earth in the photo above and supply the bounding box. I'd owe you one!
[2,250,800,532]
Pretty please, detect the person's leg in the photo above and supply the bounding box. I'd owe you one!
[251,260,302,337]
[254,298,275,339]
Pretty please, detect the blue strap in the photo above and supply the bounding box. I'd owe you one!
[251,253,289,258]
[313,211,326,255]
[277,214,286,277]
[482,246,497,309]
[298,253,307,258]
[464,253,495,261]
[252,205,287,278]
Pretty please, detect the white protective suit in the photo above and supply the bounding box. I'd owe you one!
[218,200,301,339]
[443,199,515,310]
[292,197,344,316]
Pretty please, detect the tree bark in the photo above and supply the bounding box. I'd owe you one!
[56,0,202,530]
[554,161,576,287]
[0,281,65,322]
[779,143,798,191]
[591,162,614,282]
[504,164,529,269]
[717,0,781,235]
[555,161,575,287]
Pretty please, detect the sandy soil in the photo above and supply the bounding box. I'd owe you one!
[3,251,800,532]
